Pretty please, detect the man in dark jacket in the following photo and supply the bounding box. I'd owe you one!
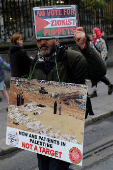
[31,27,106,170]
[32,27,106,83]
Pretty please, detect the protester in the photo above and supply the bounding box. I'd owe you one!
[89,28,113,98]
[0,56,10,103]
[30,27,106,170]
[8,33,32,78]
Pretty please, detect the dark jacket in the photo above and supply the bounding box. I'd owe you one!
[33,44,106,167]
[31,45,106,84]
[8,45,31,78]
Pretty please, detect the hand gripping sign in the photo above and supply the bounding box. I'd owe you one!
[33,5,79,39]
[6,78,87,166]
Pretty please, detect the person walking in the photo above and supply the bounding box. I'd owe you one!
[31,27,106,170]
[0,56,10,103]
[8,33,32,78]
[89,28,113,98]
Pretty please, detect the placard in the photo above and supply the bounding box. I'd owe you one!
[6,77,87,166]
[33,5,78,39]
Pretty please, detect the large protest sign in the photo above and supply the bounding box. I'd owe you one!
[33,5,78,39]
[6,77,87,166]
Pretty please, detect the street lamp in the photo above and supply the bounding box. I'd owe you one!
[56,0,64,4]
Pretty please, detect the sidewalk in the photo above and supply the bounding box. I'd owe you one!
[0,67,113,156]
[86,67,113,125]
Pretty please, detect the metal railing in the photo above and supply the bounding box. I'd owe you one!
[0,0,113,43]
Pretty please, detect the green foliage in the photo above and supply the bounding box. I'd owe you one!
[85,0,107,10]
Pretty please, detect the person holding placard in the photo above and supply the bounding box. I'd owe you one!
[31,26,106,170]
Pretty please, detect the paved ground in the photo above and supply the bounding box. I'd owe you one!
[0,67,113,155]
[86,67,113,124]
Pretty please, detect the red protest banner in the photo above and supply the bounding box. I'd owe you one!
[33,5,78,39]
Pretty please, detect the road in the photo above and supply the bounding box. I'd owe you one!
[70,115,113,170]
[0,115,113,170]
[74,145,113,170]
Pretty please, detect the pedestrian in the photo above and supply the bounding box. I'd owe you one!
[54,101,57,114]
[89,28,113,98]
[8,33,32,78]
[59,102,62,115]
[31,26,106,170]
[0,56,10,104]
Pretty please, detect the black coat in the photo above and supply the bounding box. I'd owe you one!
[8,45,31,78]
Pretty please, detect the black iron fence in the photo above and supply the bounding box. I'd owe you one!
[0,0,113,43]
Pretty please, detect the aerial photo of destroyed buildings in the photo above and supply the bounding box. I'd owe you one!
[7,77,87,144]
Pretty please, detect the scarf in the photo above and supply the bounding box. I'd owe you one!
[93,28,101,44]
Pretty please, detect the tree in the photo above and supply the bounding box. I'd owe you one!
[84,0,107,10]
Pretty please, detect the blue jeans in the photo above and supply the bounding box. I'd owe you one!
[37,154,70,170]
